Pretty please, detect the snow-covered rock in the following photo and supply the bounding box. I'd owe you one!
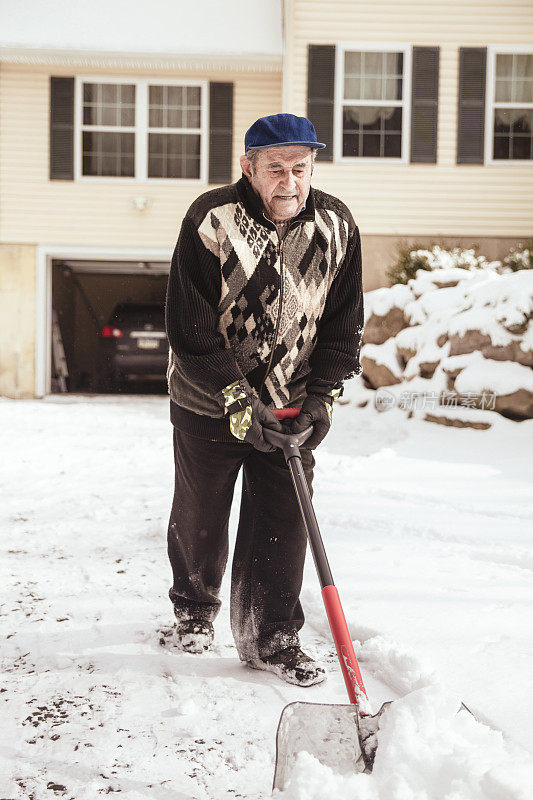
[364,282,414,319]
[361,340,403,388]
[453,356,533,419]
[360,265,533,421]
[363,283,412,345]
[422,405,494,430]
[407,263,497,296]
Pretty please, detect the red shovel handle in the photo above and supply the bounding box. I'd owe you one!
[272,407,301,420]
[322,585,368,704]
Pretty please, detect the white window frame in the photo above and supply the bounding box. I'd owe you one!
[334,42,412,164]
[74,75,208,184]
[485,45,533,166]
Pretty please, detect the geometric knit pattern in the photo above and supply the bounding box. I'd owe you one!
[197,200,349,407]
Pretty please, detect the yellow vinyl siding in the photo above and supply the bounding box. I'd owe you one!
[284,0,533,236]
[0,62,282,247]
[0,244,36,398]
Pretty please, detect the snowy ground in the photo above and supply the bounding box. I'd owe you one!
[1,385,533,799]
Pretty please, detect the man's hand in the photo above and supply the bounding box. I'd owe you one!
[291,382,343,449]
[222,379,283,453]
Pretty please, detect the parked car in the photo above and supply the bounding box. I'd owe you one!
[99,302,168,391]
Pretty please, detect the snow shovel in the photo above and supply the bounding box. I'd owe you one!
[264,410,474,791]
[263,408,388,792]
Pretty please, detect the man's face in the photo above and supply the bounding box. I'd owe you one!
[240,146,314,223]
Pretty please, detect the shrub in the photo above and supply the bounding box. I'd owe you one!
[501,241,533,272]
[386,241,430,285]
[387,243,493,286]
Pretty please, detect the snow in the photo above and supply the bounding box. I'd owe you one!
[401,249,502,294]
[365,268,533,353]
[405,283,470,324]
[2,390,533,799]
[453,354,533,395]
[446,270,533,348]
[0,0,283,57]
[408,263,495,294]
[278,688,533,800]
[364,283,412,318]
[361,338,403,377]
[404,269,533,343]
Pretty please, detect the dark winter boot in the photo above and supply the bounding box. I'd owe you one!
[247,646,326,687]
[173,620,214,654]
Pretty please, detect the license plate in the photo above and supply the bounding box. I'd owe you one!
[138,339,159,349]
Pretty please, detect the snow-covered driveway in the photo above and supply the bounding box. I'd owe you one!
[1,388,532,799]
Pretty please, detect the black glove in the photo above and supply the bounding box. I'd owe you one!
[222,379,283,453]
[291,381,343,449]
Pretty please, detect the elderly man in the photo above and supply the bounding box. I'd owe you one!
[165,113,363,686]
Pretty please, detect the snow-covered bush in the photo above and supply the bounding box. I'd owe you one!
[501,241,533,272]
[387,243,499,286]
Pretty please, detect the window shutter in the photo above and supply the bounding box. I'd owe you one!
[50,77,74,180]
[457,47,487,164]
[209,82,233,184]
[307,45,335,162]
[410,47,439,163]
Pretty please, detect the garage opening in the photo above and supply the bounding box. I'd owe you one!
[51,259,169,394]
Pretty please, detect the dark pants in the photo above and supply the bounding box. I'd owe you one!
[167,427,315,661]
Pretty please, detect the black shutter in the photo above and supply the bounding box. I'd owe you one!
[457,47,487,164]
[410,47,439,163]
[307,44,335,162]
[209,82,233,184]
[50,77,74,180]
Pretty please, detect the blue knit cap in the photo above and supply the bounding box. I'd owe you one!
[245,113,326,152]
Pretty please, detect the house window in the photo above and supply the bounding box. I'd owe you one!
[341,50,405,159]
[148,86,201,179]
[78,78,206,181]
[493,54,533,160]
[82,83,136,177]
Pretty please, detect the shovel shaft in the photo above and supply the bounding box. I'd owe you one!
[287,455,334,588]
[266,411,369,707]
[286,454,369,706]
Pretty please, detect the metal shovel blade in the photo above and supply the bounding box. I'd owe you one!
[273,699,476,792]
[272,701,391,792]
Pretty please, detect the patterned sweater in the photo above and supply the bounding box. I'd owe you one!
[165,175,364,441]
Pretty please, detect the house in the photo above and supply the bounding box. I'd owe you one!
[1,0,532,398]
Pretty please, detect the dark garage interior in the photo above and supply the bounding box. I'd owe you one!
[51,259,169,393]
